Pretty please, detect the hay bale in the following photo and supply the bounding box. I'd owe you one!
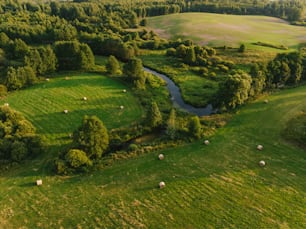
[204,140,210,145]
[36,179,42,186]
[83,96,87,101]
[158,154,164,160]
[65,76,70,80]
[45,78,50,82]
[63,109,68,114]
[4,103,9,107]
[259,160,266,167]
[159,181,165,189]
[264,99,269,104]
[120,105,124,109]
[257,145,263,151]
[122,89,127,93]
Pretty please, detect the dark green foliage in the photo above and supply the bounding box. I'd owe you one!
[0,32,10,48]
[73,115,109,159]
[123,57,146,89]
[188,116,202,139]
[147,101,162,128]
[214,71,252,110]
[106,55,121,76]
[184,47,196,65]
[166,108,176,139]
[5,66,37,91]
[25,46,58,75]
[0,106,43,163]
[249,63,266,96]
[11,38,29,59]
[0,84,7,97]
[266,52,303,87]
[238,44,246,53]
[54,41,94,70]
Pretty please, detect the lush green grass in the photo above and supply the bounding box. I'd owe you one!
[1,83,306,227]
[147,13,306,49]
[1,73,145,143]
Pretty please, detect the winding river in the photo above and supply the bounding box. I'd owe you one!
[144,67,214,116]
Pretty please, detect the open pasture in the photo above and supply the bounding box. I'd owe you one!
[2,73,144,143]
[147,13,306,49]
[0,82,305,228]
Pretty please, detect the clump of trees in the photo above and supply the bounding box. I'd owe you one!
[55,115,109,174]
[54,41,94,70]
[0,106,43,164]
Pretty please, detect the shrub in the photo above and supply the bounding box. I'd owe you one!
[0,84,7,97]
[128,143,138,152]
[65,149,92,169]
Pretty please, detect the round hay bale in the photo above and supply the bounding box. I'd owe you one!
[158,154,164,160]
[120,105,124,109]
[122,89,127,93]
[257,145,263,151]
[264,99,269,104]
[159,181,165,189]
[259,160,266,167]
[83,96,87,101]
[45,78,50,82]
[4,103,9,107]
[204,140,210,145]
[36,179,42,186]
[63,109,68,114]
[65,76,70,80]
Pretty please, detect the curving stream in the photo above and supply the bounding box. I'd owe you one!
[144,67,214,116]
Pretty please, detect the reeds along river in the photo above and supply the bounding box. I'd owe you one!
[144,67,214,116]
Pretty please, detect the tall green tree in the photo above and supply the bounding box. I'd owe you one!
[166,108,176,139]
[106,55,121,76]
[148,101,162,129]
[188,116,202,139]
[73,115,109,159]
[214,71,252,110]
[123,57,146,89]
[184,46,196,65]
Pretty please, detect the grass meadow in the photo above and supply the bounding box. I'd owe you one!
[147,13,306,49]
[0,76,305,227]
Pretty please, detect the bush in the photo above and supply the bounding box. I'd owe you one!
[0,84,7,97]
[128,143,138,152]
[65,149,92,169]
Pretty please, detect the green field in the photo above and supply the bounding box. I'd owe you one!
[1,77,305,227]
[2,73,145,143]
[147,13,306,48]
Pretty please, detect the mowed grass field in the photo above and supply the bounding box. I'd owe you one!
[2,73,145,144]
[147,13,306,48]
[0,77,305,227]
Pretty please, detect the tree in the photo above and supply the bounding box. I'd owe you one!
[65,149,92,169]
[148,101,162,128]
[79,43,95,70]
[24,49,42,74]
[238,44,246,53]
[123,57,146,89]
[0,106,42,163]
[166,108,176,139]
[214,71,252,110]
[54,41,94,70]
[188,116,202,139]
[106,55,121,76]
[73,115,109,159]
[5,67,22,90]
[184,46,196,65]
